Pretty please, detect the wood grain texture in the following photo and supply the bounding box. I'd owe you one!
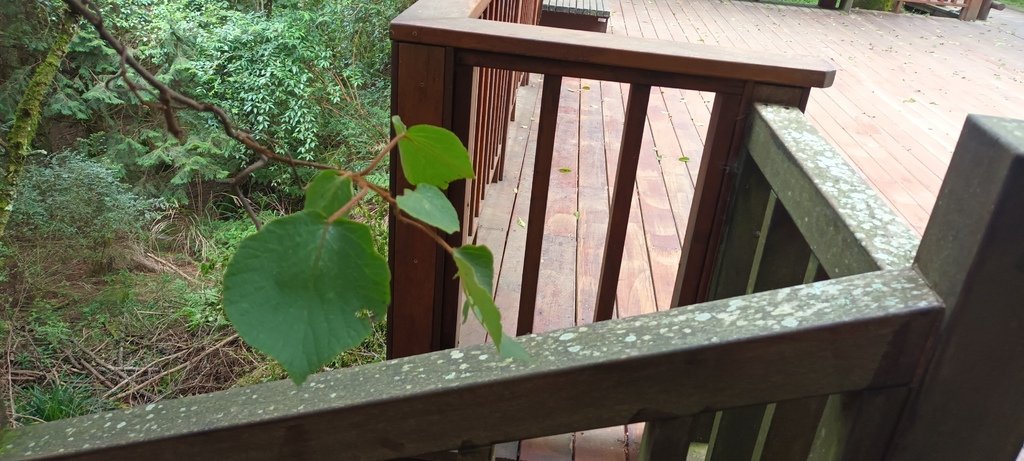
[889,115,1024,461]
[389,43,453,358]
[517,74,563,335]
[0,269,942,461]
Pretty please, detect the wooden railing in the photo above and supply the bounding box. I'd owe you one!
[1,112,1021,461]
[387,0,836,357]
[2,0,1021,458]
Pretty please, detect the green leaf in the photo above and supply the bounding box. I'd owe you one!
[392,115,407,136]
[678,156,690,163]
[304,170,354,217]
[223,211,390,385]
[397,184,460,233]
[398,124,473,189]
[452,245,527,359]
[558,167,572,173]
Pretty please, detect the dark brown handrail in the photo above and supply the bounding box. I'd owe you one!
[393,13,835,89]
[388,0,837,358]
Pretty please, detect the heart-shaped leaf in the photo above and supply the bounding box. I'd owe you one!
[453,245,527,360]
[397,184,460,234]
[304,170,354,217]
[223,210,390,384]
[397,123,473,190]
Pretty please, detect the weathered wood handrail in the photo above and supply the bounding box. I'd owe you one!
[700,104,926,460]
[0,269,941,460]
[2,108,1020,461]
[746,104,919,276]
[392,0,834,88]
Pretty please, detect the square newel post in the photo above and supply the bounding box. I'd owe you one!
[388,42,463,359]
[887,115,1024,461]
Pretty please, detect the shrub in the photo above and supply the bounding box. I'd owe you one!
[10,151,162,242]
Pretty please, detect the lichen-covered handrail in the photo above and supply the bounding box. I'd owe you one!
[0,268,941,461]
[748,104,921,277]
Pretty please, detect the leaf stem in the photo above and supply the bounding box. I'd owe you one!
[327,184,369,223]
[358,134,402,177]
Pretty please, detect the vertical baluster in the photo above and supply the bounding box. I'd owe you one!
[705,157,772,299]
[496,68,511,182]
[706,192,815,461]
[439,63,477,348]
[593,83,652,322]
[673,86,811,308]
[473,67,493,220]
[516,74,563,335]
[673,91,748,308]
[463,67,481,236]
[639,417,694,461]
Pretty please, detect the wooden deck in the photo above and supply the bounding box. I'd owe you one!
[458,1,1024,459]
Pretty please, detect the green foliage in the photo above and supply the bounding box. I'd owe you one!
[453,246,527,360]
[397,184,460,234]
[17,382,103,422]
[223,119,524,385]
[395,118,475,189]
[303,170,354,217]
[10,151,162,241]
[222,211,390,385]
[2,0,403,207]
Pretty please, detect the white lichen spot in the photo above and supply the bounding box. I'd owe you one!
[781,318,799,327]
[116,422,127,429]
[459,363,469,370]
[558,332,577,341]
[479,354,489,360]
[695,313,712,321]
[444,372,457,380]
[450,350,464,359]
[624,334,637,342]
[567,345,582,353]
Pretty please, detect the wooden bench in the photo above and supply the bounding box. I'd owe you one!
[539,0,610,33]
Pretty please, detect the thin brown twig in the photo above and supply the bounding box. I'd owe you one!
[227,157,269,186]
[328,185,370,223]
[234,184,263,230]
[112,334,238,401]
[102,349,189,399]
[397,214,454,253]
[64,0,340,173]
[357,135,401,177]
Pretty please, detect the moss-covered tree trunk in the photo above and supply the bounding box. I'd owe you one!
[0,18,78,238]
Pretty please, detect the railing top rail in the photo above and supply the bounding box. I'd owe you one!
[748,104,920,277]
[0,269,940,461]
[391,2,836,89]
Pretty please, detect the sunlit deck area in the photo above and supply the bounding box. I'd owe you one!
[460,0,1024,458]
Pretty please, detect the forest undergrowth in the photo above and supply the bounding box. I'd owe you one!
[0,0,404,425]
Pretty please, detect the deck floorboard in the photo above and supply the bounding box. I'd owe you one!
[457,2,1024,459]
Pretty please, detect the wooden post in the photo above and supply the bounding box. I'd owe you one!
[887,115,1024,461]
[388,42,457,358]
[672,85,809,308]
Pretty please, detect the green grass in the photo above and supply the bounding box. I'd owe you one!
[17,383,104,422]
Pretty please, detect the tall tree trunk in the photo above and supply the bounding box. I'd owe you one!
[0,18,78,238]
